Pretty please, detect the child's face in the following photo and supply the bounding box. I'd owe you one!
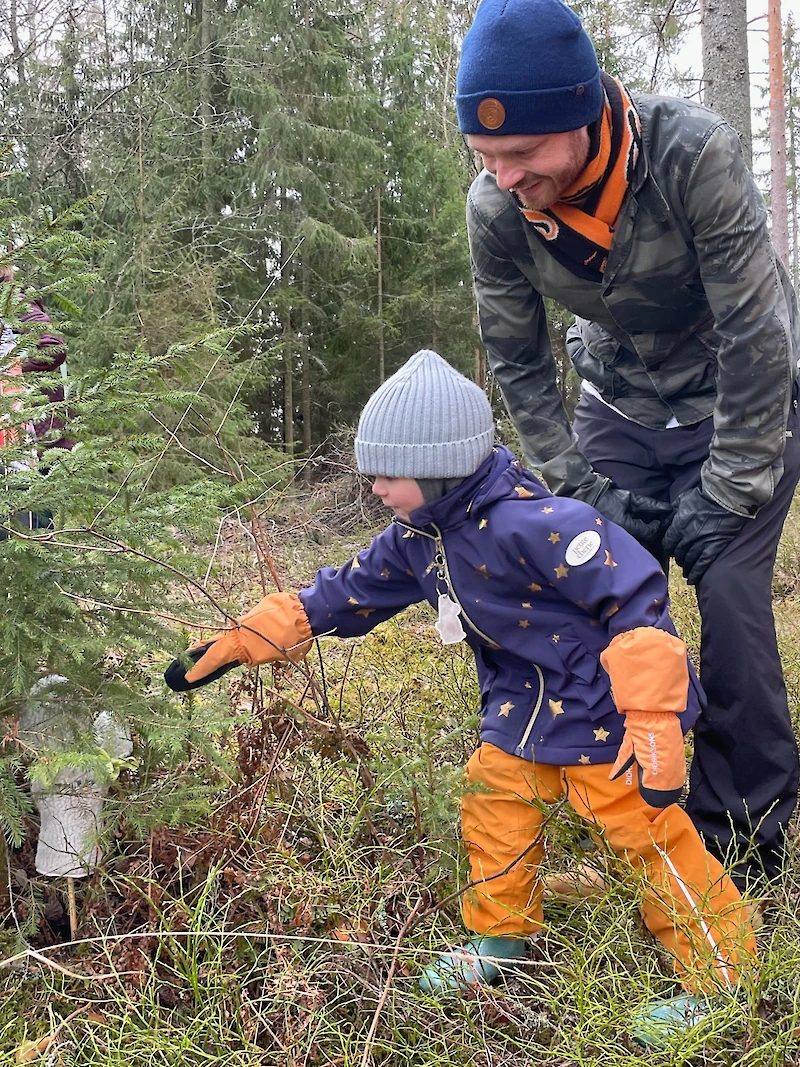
[371,476,425,521]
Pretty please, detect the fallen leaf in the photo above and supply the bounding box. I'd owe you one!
[15,1036,52,1063]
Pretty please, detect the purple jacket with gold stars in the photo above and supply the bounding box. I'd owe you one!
[298,446,702,767]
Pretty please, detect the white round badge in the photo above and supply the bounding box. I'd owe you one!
[564,530,602,567]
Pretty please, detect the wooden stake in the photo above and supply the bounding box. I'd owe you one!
[67,877,77,941]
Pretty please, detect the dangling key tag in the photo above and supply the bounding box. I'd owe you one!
[435,593,466,645]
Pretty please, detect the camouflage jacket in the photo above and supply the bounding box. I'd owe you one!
[467,92,800,517]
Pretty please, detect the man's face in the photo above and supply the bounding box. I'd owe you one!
[371,476,425,522]
[467,128,591,210]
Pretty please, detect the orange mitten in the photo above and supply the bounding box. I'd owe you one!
[601,627,689,808]
[165,592,313,692]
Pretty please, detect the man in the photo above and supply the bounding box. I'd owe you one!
[457,0,800,889]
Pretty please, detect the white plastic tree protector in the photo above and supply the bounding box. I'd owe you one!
[18,676,133,878]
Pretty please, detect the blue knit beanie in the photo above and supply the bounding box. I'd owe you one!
[355,350,495,479]
[456,0,603,136]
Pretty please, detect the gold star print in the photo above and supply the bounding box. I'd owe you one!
[548,532,561,544]
[499,701,515,717]
[355,607,376,618]
[595,517,603,526]
[549,699,564,718]
[514,485,533,498]
[528,582,543,593]
[380,568,391,578]
[402,530,415,539]
[475,564,490,579]
[579,754,591,765]
[519,619,530,628]
[351,557,361,569]
[554,564,569,579]
[347,597,359,605]
[478,518,488,530]
[406,569,414,577]
[552,634,560,642]
[593,727,610,742]
[604,550,618,568]
[606,603,619,617]
[519,557,527,565]
[525,681,532,689]
[543,506,554,514]
[522,602,531,609]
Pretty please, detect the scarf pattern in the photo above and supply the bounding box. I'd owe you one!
[519,73,641,283]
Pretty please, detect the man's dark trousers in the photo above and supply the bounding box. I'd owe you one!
[573,385,800,889]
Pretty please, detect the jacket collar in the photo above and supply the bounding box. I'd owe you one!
[397,445,551,534]
[629,93,670,221]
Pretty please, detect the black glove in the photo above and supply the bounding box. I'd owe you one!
[594,485,674,548]
[662,486,747,585]
[164,643,240,692]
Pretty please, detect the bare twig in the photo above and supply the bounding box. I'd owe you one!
[359,895,426,1067]
[54,583,203,628]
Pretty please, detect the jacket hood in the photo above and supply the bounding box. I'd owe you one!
[402,445,551,531]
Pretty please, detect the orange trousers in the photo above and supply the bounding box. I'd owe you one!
[461,743,757,995]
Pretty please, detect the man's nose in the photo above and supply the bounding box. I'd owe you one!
[493,160,525,192]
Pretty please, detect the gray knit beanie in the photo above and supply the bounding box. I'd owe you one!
[355,350,495,478]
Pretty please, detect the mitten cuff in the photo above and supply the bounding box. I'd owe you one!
[600,626,689,714]
[233,591,313,665]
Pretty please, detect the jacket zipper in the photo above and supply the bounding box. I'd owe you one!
[514,664,544,758]
[429,522,501,649]
[397,518,546,759]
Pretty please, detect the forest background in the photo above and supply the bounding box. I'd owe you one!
[3,0,800,1064]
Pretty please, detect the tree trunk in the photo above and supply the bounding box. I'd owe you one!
[788,23,798,285]
[137,73,146,290]
[376,187,385,383]
[60,6,84,200]
[284,317,294,458]
[300,265,312,477]
[769,0,790,261]
[700,0,752,168]
[431,202,438,350]
[9,0,42,205]
[473,307,486,388]
[199,0,215,219]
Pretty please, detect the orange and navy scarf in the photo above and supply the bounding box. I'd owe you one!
[519,73,641,283]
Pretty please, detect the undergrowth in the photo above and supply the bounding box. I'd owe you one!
[3,494,800,1066]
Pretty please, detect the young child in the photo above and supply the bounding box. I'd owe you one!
[166,350,755,1038]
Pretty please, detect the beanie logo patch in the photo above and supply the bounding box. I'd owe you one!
[477,98,506,131]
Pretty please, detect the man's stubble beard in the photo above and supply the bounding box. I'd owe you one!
[515,130,591,211]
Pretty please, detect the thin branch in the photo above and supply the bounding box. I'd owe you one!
[53,584,203,628]
[360,895,426,1067]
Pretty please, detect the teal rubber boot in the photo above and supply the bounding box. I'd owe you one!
[630,993,709,1048]
[418,936,528,993]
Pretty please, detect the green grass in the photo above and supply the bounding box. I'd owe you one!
[4,498,800,1065]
